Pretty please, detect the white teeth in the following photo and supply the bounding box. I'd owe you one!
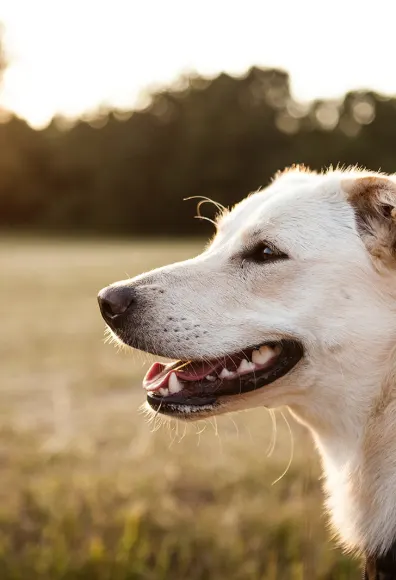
[238,359,256,373]
[159,387,169,396]
[168,372,183,394]
[252,346,275,366]
[206,375,216,382]
[219,368,234,379]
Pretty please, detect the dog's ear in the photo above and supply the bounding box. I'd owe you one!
[342,176,396,265]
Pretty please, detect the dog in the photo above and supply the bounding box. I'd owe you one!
[98,167,396,577]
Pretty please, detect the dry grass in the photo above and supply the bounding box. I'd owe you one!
[0,237,358,579]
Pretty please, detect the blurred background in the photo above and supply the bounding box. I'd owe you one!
[1,0,395,578]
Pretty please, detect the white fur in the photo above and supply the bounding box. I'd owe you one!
[105,168,396,557]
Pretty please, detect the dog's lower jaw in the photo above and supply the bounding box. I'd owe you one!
[290,375,396,559]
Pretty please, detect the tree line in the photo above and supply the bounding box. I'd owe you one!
[1,64,396,237]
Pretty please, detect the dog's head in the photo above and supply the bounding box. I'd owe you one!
[98,168,396,427]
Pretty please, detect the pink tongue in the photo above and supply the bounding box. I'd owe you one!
[144,362,167,383]
[143,360,221,391]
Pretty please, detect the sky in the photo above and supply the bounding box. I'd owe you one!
[1,0,396,129]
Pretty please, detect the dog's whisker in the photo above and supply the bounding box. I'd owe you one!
[195,420,207,437]
[166,419,178,448]
[209,417,218,436]
[149,398,164,430]
[194,215,217,228]
[152,415,164,432]
[272,410,294,486]
[228,415,240,439]
[266,409,277,458]
[212,417,224,455]
[184,195,227,219]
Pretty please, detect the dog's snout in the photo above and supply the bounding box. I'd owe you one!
[97,285,136,322]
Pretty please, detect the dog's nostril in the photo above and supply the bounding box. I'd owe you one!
[97,286,135,320]
[101,299,118,319]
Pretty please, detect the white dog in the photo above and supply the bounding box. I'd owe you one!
[98,167,396,577]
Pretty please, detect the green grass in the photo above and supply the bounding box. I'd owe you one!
[0,237,359,579]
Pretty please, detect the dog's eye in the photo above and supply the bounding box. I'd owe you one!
[247,242,288,263]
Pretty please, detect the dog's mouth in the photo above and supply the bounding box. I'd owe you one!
[144,340,303,417]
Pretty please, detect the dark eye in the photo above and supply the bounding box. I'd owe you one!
[247,242,288,263]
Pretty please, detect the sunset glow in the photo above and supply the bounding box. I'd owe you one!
[1,0,396,129]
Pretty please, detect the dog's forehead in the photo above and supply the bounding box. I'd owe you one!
[213,172,355,252]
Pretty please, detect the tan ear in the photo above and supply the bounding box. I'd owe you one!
[342,176,396,264]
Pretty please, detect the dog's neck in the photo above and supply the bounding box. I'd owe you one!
[290,343,396,559]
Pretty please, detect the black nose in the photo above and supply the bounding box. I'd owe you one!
[97,285,135,321]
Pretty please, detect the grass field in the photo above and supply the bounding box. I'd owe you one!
[0,237,359,579]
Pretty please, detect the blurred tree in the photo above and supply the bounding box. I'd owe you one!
[0,63,394,236]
